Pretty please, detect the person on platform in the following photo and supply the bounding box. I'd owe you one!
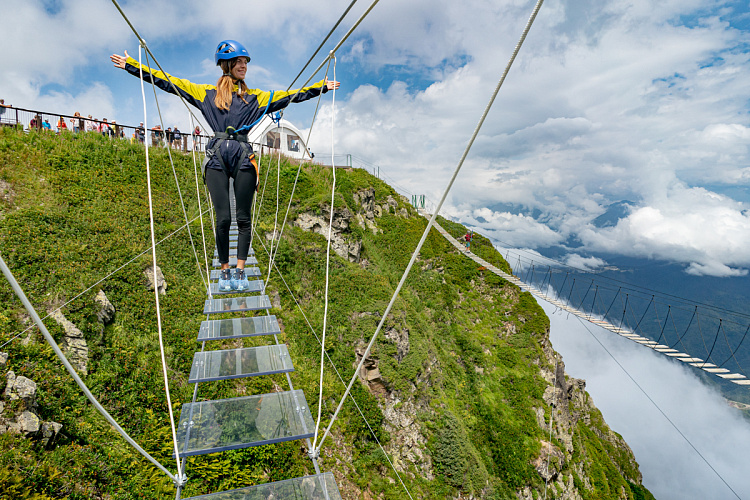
[111,40,339,292]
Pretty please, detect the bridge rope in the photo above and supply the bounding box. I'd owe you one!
[313,0,548,458]
[571,314,742,500]
[136,43,184,484]
[142,48,207,292]
[0,254,178,483]
[0,209,208,349]
[252,231,416,499]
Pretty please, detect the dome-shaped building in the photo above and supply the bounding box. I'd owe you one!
[247,115,311,160]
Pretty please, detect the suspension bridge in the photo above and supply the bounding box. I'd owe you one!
[420,210,750,391]
[5,0,747,497]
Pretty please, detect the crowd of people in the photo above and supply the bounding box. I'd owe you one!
[1,98,205,151]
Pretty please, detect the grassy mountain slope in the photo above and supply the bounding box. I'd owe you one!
[0,128,654,499]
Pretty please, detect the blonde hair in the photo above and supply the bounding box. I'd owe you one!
[214,59,249,111]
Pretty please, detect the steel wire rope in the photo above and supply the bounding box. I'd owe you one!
[618,294,629,333]
[485,245,750,321]
[588,285,599,320]
[429,209,750,325]
[543,354,559,500]
[718,323,750,372]
[0,208,208,349]
[294,0,381,93]
[110,0,210,140]
[696,311,712,362]
[286,0,360,90]
[143,49,208,293]
[261,59,333,291]
[313,0,547,458]
[264,138,285,285]
[188,112,213,295]
[571,314,742,500]
[575,280,594,315]
[311,56,337,453]
[137,44,184,483]
[632,296,654,337]
[700,321,724,368]
[670,306,697,352]
[252,230,415,500]
[655,305,671,346]
[174,113,216,499]
[0,254,177,483]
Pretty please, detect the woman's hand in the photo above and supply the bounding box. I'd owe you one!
[325,78,340,90]
[110,50,130,69]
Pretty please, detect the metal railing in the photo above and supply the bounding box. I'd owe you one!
[0,105,211,153]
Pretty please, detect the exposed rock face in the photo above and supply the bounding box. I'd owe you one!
[4,371,37,405]
[0,352,8,369]
[384,326,410,363]
[294,207,362,263]
[532,342,642,498]
[381,393,433,479]
[144,265,167,295]
[94,290,115,325]
[1,369,62,444]
[49,308,88,375]
[354,345,386,395]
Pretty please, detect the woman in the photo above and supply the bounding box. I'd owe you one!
[111,40,339,292]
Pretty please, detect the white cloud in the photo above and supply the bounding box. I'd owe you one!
[578,183,750,276]
[564,253,607,271]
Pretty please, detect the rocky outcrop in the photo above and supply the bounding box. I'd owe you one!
[94,290,115,325]
[49,308,88,375]
[354,345,385,395]
[384,326,410,363]
[352,189,411,235]
[1,366,62,446]
[144,265,167,295]
[294,207,362,263]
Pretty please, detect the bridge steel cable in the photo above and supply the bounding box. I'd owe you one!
[137,45,184,484]
[571,314,742,500]
[286,0,360,91]
[313,0,548,458]
[110,0,210,138]
[0,209,209,350]
[312,57,338,452]
[143,49,208,293]
[0,254,177,484]
[252,231,415,500]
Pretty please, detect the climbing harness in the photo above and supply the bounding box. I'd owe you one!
[200,91,275,184]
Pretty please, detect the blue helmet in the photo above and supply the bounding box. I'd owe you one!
[215,40,250,66]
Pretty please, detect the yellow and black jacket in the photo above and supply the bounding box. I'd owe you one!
[124,56,327,173]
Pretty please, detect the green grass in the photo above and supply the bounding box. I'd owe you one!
[0,128,654,499]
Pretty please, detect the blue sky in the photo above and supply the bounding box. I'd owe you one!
[3,0,749,278]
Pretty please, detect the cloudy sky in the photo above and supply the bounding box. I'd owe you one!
[3,0,749,277]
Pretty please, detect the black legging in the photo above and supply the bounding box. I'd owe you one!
[205,167,257,264]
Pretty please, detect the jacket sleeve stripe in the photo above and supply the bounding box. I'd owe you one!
[124,57,211,107]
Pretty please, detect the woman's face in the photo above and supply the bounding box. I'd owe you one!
[230,57,248,81]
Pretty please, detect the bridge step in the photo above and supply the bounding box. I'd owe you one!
[210,268,261,280]
[175,389,314,457]
[213,257,258,267]
[208,281,264,295]
[214,248,255,258]
[188,345,293,383]
[203,295,272,314]
[183,472,342,499]
[198,317,281,342]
